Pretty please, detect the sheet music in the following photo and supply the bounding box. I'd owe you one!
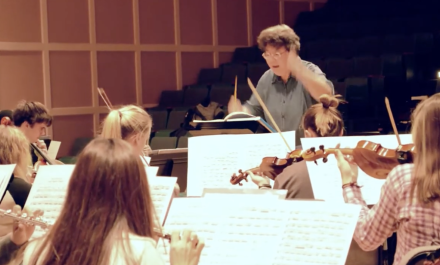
[213,201,287,265]
[187,131,295,196]
[202,187,287,200]
[273,200,361,265]
[24,165,75,239]
[145,166,159,179]
[47,141,61,160]
[149,177,177,226]
[141,156,152,164]
[301,134,412,204]
[0,165,16,200]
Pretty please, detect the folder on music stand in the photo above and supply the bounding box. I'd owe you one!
[189,112,275,136]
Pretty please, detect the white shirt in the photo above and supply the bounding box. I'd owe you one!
[23,234,165,265]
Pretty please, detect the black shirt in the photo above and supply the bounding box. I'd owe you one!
[1,174,32,208]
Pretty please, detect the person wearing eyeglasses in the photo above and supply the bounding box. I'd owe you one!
[228,24,334,142]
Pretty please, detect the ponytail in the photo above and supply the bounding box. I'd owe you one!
[101,110,123,139]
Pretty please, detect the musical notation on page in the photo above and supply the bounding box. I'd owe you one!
[273,200,361,265]
[187,131,295,196]
[24,165,75,239]
[300,134,412,205]
[148,177,177,226]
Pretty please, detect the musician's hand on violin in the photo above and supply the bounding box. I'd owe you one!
[173,183,180,197]
[10,205,44,246]
[35,140,48,154]
[170,230,204,265]
[248,171,270,187]
[227,95,244,113]
[334,144,358,184]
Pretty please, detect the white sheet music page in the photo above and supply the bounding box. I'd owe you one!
[145,166,159,179]
[24,165,75,239]
[187,131,295,196]
[0,165,16,199]
[300,134,412,204]
[214,200,287,265]
[273,200,361,265]
[157,197,225,265]
[149,177,177,226]
[47,141,61,160]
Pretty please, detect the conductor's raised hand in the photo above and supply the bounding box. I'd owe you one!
[227,95,243,114]
[170,229,204,265]
[334,143,358,184]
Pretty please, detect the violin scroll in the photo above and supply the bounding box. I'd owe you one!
[0,116,12,126]
[230,169,250,186]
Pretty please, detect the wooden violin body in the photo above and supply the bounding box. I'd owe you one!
[230,141,416,185]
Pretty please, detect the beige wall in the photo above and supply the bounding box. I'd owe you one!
[0,0,326,156]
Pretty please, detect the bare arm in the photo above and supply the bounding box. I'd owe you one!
[294,64,333,101]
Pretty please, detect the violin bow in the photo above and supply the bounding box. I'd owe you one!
[97,88,151,166]
[247,78,292,152]
[384,97,402,146]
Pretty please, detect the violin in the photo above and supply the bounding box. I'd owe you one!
[230,141,416,185]
[231,147,323,185]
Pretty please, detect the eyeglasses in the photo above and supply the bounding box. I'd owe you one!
[262,51,287,60]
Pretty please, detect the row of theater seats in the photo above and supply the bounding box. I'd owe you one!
[157,83,251,109]
[301,33,436,60]
[314,53,411,80]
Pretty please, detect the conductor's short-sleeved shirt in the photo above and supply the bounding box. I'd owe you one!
[243,60,334,139]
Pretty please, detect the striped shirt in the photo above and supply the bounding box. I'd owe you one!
[343,163,440,265]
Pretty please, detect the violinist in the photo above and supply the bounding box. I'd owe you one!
[0,126,34,236]
[11,101,61,167]
[334,93,440,265]
[100,105,180,195]
[23,138,204,265]
[227,24,334,141]
[250,94,343,199]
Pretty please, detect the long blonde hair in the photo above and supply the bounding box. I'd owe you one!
[100,105,152,142]
[0,125,31,181]
[29,138,157,265]
[301,94,344,137]
[410,93,440,203]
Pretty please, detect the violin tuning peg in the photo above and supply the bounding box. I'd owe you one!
[319,145,324,151]
[314,160,318,165]
[310,147,316,153]
[323,157,328,163]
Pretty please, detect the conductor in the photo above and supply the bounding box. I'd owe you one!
[228,24,334,140]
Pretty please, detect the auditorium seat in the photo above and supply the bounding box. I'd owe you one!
[327,39,356,58]
[381,54,404,76]
[237,84,252,101]
[369,76,387,118]
[311,59,327,73]
[220,63,247,84]
[232,46,258,63]
[210,84,234,106]
[166,109,187,130]
[355,36,383,56]
[344,77,370,119]
[177,136,188,148]
[353,56,382,77]
[382,35,414,54]
[414,33,434,54]
[197,68,222,85]
[183,85,209,106]
[247,63,269,85]
[326,58,355,79]
[148,109,168,131]
[158,90,184,108]
[331,79,346,97]
[150,137,177,150]
[303,40,329,59]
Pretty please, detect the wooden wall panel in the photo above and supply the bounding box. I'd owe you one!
[0,0,324,153]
